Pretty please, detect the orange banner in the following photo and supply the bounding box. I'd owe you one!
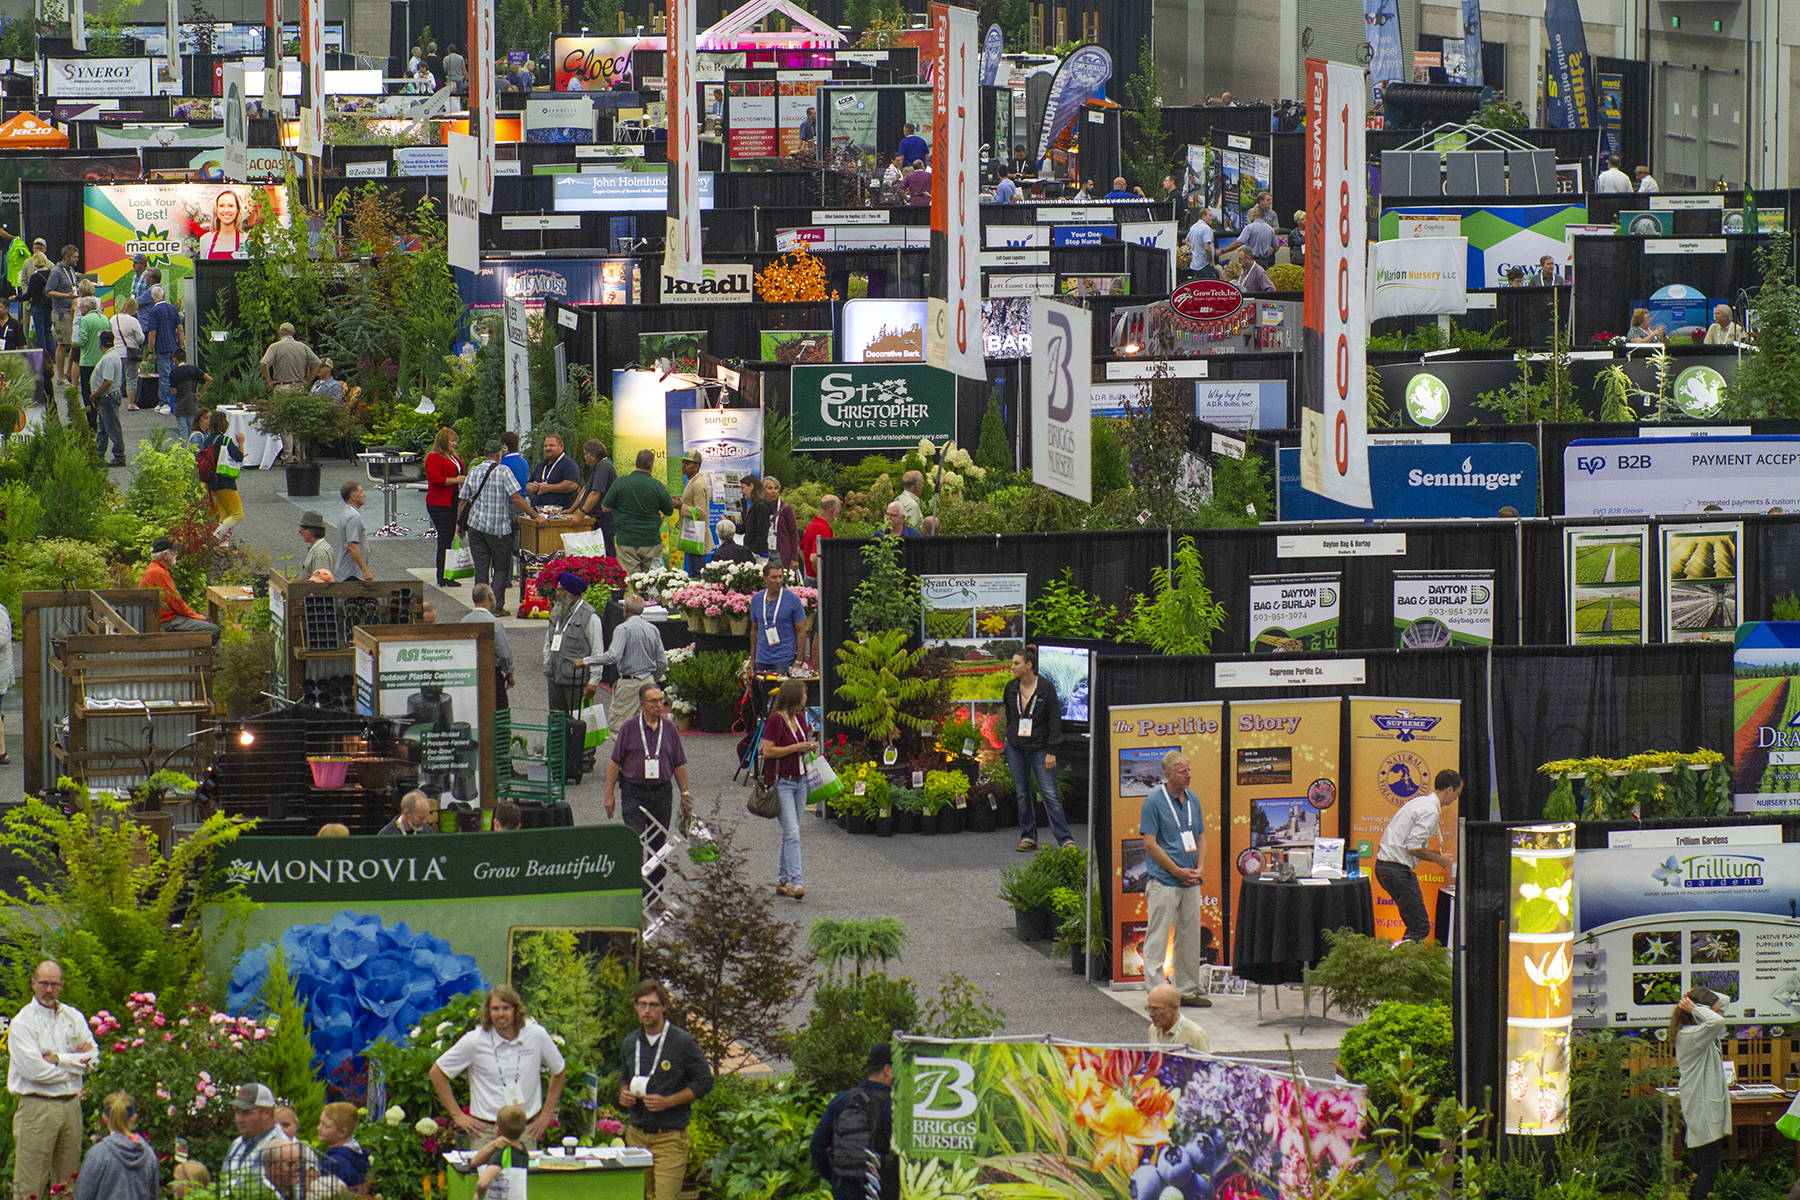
[1225,699,1344,943]
[1347,697,1462,943]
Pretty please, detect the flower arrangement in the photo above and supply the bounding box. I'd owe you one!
[624,566,691,600]
[534,554,626,601]
[921,769,969,815]
[663,683,696,718]
[702,560,764,594]
[836,760,891,817]
[670,581,730,617]
[820,732,856,768]
[754,244,840,303]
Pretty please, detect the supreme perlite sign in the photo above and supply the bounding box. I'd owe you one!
[1301,59,1372,509]
[927,2,983,381]
[665,0,701,283]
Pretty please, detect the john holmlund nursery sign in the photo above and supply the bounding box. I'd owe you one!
[790,364,957,450]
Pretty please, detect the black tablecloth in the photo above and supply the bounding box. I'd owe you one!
[516,801,574,829]
[1232,876,1375,986]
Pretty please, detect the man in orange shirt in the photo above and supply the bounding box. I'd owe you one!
[139,537,219,643]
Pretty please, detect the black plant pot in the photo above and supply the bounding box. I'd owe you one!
[965,801,997,833]
[918,811,938,835]
[992,789,1019,828]
[874,814,893,837]
[845,813,869,835]
[697,701,735,733]
[892,810,921,834]
[935,806,962,835]
[1014,907,1056,942]
[1069,947,1110,979]
[817,799,831,820]
[285,462,322,497]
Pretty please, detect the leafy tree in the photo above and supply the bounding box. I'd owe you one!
[496,0,563,59]
[1123,534,1226,655]
[581,0,622,34]
[1725,230,1800,419]
[996,0,1028,50]
[849,535,922,637]
[1116,368,1199,526]
[471,321,508,453]
[973,390,1012,475]
[1121,38,1171,195]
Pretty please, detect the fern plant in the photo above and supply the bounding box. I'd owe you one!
[1596,365,1639,423]
[1124,535,1226,655]
[834,628,940,744]
[806,917,909,980]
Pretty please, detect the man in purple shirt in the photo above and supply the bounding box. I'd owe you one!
[140,285,184,410]
[604,686,691,893]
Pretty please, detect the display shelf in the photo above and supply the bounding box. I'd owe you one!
[269,573,424,703]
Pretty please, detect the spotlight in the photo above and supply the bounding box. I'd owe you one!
[238,729,255,746]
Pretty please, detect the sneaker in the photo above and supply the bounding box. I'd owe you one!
[775,883,796,898]
[156,405,172,415]
[438,579,462,588]
[107,459,127,467]
[1059,839,1077,849]
[1180,991,1213,1008]
[1017,837,1037,852]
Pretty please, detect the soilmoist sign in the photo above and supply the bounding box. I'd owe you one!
[893,1037,1363,1198]
[791,364,957,450]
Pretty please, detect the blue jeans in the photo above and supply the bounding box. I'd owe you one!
[1006,743,1070,846]
[175,414,191,438]
[776,777,804,887]
[684,552,706,575]
[31,307,49,354]
[94,396,124,461]
[156,350,174,407]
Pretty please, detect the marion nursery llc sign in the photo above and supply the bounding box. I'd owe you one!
[1367,236,1468,320]
[790,364,957,449]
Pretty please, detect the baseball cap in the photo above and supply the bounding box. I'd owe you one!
[681,449,703,465]
[234,1082,275,1109]
[865,1042,892,1071]
[151,536,174,554]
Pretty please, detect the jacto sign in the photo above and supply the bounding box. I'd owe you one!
[791,364,957,450]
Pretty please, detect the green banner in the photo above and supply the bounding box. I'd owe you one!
[790,364,957,450]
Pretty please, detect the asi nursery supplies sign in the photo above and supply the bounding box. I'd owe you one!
[791,364,956,449]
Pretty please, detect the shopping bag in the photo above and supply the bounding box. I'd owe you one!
[214,455,241,479]
[1778,1091,1800,1140]
[678,510,707,554]
[803,753,843,805]
[577,702,610,750]
[444,536,475,580]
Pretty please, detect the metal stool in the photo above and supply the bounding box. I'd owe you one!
[357,447,418,537]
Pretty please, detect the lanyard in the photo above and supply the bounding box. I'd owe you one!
[759,589,785,627]
[639,716,664,762]
[491,1028,523,1090]
[636,1025,669,1075]
[1158,786,1194,832]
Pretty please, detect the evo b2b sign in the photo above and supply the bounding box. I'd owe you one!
[790,364,957,450]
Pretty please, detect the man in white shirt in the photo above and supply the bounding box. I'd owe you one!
[1704,304,1747,345]
[430,984,567,1148]
[1145,983,1211,1053]
[221,1082,294,1198]
[1635,165,1659,193]
[1187,212,1215,272]
[1375,768,1460,945]
[8,960,97,1200]
[1595,154,1633,193]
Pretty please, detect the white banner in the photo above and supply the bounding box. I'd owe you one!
[504,298,530,439]
[1367,236,1468,320]
[927,3,982,381]
[1305,58,1371,510]
[164,0,180,81]
[665,0,701,283]
[69,0,86,51]
[474,0,496,213]
[297,0,323,156]
[221,63,249,182]
[1562,436,1800,515]
[1029,298,1091,502]
[447,132,479,274]
[45,57,159,97]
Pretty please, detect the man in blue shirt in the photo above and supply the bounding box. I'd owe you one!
[749,562,807,679]
[1139,750,1211,1007]
[500,430,531,490]
[809,1043,896,1200]
[1239,215,1277,267]
[1102,176,1141,200]
[526,432,581,509]
[992,167,1018,205]
[140,284,183,410]
[797,106,816,142]
[896,122,928,167]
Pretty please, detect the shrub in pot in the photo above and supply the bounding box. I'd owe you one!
[835,762,888,836]
[922,770,968,836]
[889,786,924,834]
[998,858,1058,942]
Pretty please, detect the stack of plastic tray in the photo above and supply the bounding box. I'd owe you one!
[303,595,340,650]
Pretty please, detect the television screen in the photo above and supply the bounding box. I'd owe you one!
[1036,643,1091,724]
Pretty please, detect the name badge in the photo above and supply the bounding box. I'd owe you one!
[502,1081,524,1107]
[1180,830,1197,853]
[1017,717,1033,738]
[764,625,780,645]
[644,759,660,781]
[550,632,564,652]
[629,1075,650,1097]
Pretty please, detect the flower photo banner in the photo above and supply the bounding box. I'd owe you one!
[894,1038,1363,1199]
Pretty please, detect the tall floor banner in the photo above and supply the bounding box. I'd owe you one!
[1544,0,1592,131]
[1302,60,1371,510]
[473,0,496,212]
[504,298,530,437]
[1454,0,1483,86]
[980,23,1003,87]
[1227,698,1342,936]
[665,0,700,284]
[447,132,479,274]
[298,0,323,157]
[1732,622,1800,812]
[1507,823,1574,1135]
[1348,697,1461,942]
[1029,297,1091,502]
[1597,71,1623,160]
[679,408,763,535]
[894,1037,1365,1198]
[221,63,249,182]
[1363,0,1404,108]
[1104,703,1224,984]
[929,3,982,380]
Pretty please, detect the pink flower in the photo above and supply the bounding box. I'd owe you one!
[420,1138,438,1155]
[131,1039,144,1048]
[253,1029,268,1040]
[179,1018,190,1027]
[194,1094,207,1110]
[597,1118,624,1135]
[162,1032,173,1042]
[166,1105,175,1116]
[152,1015,165,1027]
[156,1088,170,1101]
[199,1071,211,1083]
[112,1042,126,1053]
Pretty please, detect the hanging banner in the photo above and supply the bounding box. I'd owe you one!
[1509,823,1574,1135]
[1033,45,1112,166]
[358,634,489,808]
[893,1037,1364,1196]
[551,36,639,91]
[1544,0,1592,130]
[447,132,479,274]
[297,0,323,157]
[776,75,822,158]
[1302,59,1371,510]
[1105,703,1225,984]
[825,88,879,169]
[928,2,982,381]
[85,183,290,310]
[665,0,701,284]
[1598,71,1624,160]
[221,63,249,182]
[979,22,1003,87]
[679,407,763,535]
[504,297,530,438]
[1029,297,1091,503]
[1348,697,1462,944]
[1460,0,1484,85]
[791,364,957,450]
[1564,524,1648,646]
[1662,521,1743,643]
[1227,698,1343,911]
[1392,570,1494,648]
[475,0,496,212]
[1363,0,1404,107]
[1249,572,1341,653]
[1733,622,1800,812]
[1367,236,1468,320]
[727,80,777,160]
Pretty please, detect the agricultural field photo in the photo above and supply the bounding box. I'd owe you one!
[1574,540,1642,586]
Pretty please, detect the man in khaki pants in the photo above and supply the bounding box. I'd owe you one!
[619,980,713,1199]
[9,961,97,1200]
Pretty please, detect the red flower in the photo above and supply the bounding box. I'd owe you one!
[534,555,626,599]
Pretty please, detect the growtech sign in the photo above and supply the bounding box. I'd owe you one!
[790,364,957,450]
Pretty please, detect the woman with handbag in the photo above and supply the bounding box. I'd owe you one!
[1672,985,1729,1200]
[759,679,812,900]
[425,427,468,588]
[110,298,145,409]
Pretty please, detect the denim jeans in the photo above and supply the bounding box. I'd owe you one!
[775,777,804,887]
[94,396,124,461]
[31,307,49,354]
[156,350,174,407]
[1006,743,1071,845]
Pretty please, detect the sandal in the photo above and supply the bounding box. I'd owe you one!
[0,753,10,765]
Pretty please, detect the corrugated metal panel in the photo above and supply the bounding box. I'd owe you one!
[1297,0,1420,106]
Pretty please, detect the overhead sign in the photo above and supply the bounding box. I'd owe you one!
[1733,622,1800,812]
[927,2,982,382]
[552,36,639,90]
[1172,278,1244,321]
[554,170,715,211]
[447,132,479,274]
[297,0,323,155]
[1278,443,1539,520]
[656,262,753,303]
[1029,298,1091,503]
[1367,236,1468,320]
[1561,436,1800,515]
[1214,658,1366,688]
[791,364,957,450]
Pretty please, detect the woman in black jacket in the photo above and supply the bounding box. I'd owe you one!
[740,473,773,558]
[1004,646,1069,852]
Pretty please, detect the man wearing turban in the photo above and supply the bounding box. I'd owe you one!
[543,571,606,727]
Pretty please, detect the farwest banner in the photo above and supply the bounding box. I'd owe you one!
[894,1038,1363,1197]
[1348,697,1461,940]
[1105,703,1224,983]
[85,183,290,312]
[1733,622,1800,812]
[1367,236,1467,320]
[791,364,956,450]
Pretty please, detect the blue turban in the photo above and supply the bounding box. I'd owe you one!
[556,571,588,596]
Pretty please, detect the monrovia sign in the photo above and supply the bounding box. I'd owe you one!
[790,364,957,449]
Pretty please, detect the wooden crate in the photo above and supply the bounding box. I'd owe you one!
[268,573,424,703]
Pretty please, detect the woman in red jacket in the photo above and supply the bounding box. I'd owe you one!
[765,475,800,572]
[424,427,467,587]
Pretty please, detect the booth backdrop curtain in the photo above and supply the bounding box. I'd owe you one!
[1572,233,1770,343]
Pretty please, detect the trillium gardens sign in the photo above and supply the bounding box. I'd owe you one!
[790,364,957,449]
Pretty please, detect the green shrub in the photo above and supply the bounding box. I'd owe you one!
[1337,1000,1454,1113]
[0,537,114,629]
[665,649,747,707]
[790,972,920,1094]
[694,1076,830,1200]
[1310,929,1451,1017]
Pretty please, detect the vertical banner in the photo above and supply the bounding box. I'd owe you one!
[1105,703,1224,984]
[1505,823,1575,1136]
[165,0,181,85]
[1363,0,1404,110]
[1543,0,1592,131]
[69,0,86,52]
[1451,0,1483,85]
[1597,71,1624,160]
[298,0,324,157]
[474,0,497,213]
[1347,697,1461,943]
[264,0,279,118]
[1733,622,1800,812]
[222,63,249,182]
[447,132,480,274]
[1301,60,1371,509]
[504,297,530,437]
[1226,698,1343,953]
[980,23,1003,87]
[1661,521,1742,643]
[665,0,700,284]
[1028,298,1090,502]
[928,3,982,381]
[679,408,764,534]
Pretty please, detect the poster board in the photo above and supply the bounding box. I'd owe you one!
[1248,572,1340,652]
[1661,521,1742,643]
[1732,622,1800,812]
[1226,698,1342,905]
[679,408,765,536]
[1564,525,1649,645]
[1347,697,1461,942]
[1392,569,1494,648]
[353,623,496,809]
[84,182,290,311]
[921,573,1024,715]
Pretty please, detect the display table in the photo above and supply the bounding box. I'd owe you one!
[518,511,594,556]
[1231,876,1375,987]
[444,1148,652,1200]
[205,584,257,627]
[218,405,283,468]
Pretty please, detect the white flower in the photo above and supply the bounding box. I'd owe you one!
[436,1021,454,1035]
[416,1117,439,1137]
[385,1105,406,1126]
[1522,944,1573,1006]
[551,1034,565,1046]
[1519,879,1572,917]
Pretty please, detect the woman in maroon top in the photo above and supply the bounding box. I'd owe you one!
[760,679,812,899]
[764,476,801,573]
[424,427,467,587]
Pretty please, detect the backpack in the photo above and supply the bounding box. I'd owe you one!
[828,1087,882,1181]
[195,437,218,485]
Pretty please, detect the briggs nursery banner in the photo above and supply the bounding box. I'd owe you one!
[894,1038,1364,1199]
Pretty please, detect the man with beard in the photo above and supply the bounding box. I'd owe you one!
[543,571,605,718]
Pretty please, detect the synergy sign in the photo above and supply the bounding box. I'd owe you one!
[791,364,956,450]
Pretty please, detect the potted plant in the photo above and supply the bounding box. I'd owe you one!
[999,858,1058,942]
[982,755,1018,827]
[253,386,352,497]
[889,785,924,834]
[213,625,274,717]
[923,769,967,835]
[666,649,744,733]
[836,760,888,836]
[834,629,940,747]
[664,684,696,731]
[134,768,197,814]
[1052,885,1110,979]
